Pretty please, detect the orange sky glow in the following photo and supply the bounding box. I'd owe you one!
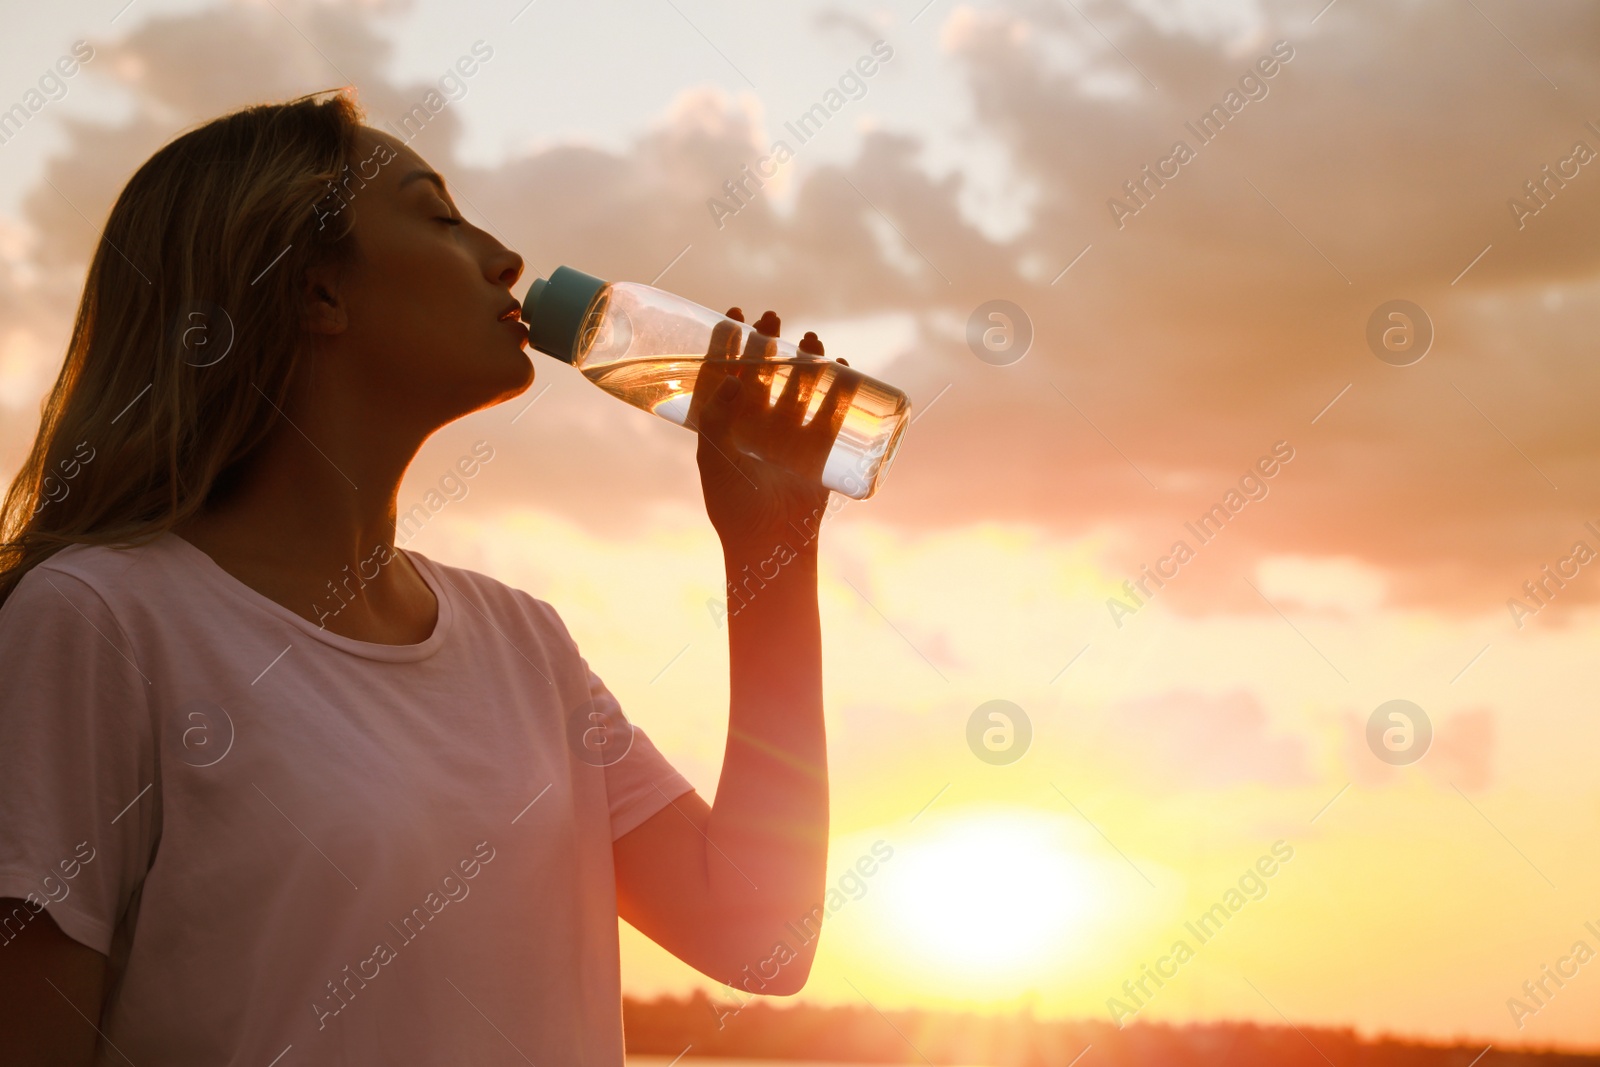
[4,0,1600,1051]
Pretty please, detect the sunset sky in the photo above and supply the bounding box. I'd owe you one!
[5,0,1600,1050]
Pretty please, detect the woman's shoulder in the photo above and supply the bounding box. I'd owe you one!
[7,536,176,613]
[0,539,183,670]
[403,549,573,642]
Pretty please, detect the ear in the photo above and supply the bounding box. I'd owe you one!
[302,263,348,336]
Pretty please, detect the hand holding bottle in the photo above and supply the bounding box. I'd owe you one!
[690,309,849,551]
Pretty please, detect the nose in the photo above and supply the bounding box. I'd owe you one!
[488,242,523,291]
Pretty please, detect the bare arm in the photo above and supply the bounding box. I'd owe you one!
[0,900,108,1065]
[613,309,833,995]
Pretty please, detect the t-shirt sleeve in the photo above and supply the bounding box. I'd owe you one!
[588,662,697,841]
[525,596,696,839]
[0,565,158,956]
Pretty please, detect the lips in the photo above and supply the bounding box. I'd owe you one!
[498,301,521,322]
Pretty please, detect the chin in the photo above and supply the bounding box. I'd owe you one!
[501,351,536,397]
[428,338,536,421]
[479,350,536,408]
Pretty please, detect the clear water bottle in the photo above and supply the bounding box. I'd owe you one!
[520,266,911,500]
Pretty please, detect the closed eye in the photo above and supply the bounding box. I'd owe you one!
[437,216,463,226]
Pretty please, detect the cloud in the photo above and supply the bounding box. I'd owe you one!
[1340,704,1496,790]
[927,0,1600,615]
[1429,706,1495,792]
[1101,687,1313,789]
[1252,554,1387,614]
[813,8,889,45]
[4,0,1600,616]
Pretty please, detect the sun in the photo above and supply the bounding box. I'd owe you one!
[873,810,1108,980]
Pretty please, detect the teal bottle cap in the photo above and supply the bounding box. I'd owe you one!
[522,265,609,365]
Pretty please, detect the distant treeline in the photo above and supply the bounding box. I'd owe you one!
[623,992,1599,1066]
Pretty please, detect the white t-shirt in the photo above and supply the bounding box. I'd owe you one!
[0,532,696,1065]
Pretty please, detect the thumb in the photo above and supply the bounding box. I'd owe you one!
[693,367,743,437]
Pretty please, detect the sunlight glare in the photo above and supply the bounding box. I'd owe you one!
[878,811,1103,978]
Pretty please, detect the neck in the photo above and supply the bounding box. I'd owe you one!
[169,352,448,644]
[182,413,418,576]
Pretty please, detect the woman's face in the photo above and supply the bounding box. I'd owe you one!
[310,126,532,431]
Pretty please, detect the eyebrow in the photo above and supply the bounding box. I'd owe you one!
[398,168,450,195]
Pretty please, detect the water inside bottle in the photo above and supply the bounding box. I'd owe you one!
[581,355,907,498]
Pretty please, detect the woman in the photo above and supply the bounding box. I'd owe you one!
[0,90,832,1064]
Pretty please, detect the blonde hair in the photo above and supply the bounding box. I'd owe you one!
[0,89,367,604]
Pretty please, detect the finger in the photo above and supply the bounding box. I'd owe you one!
[811,363,860,438]
[707,372,744,430]
[740,310,779,366]
[688,313,747,430]
[775,330,824,417]
[706,318,742,360]
[718,307,749,370]
[774,360,818,422]
[694,367,746,439]
[781,333,826,417]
